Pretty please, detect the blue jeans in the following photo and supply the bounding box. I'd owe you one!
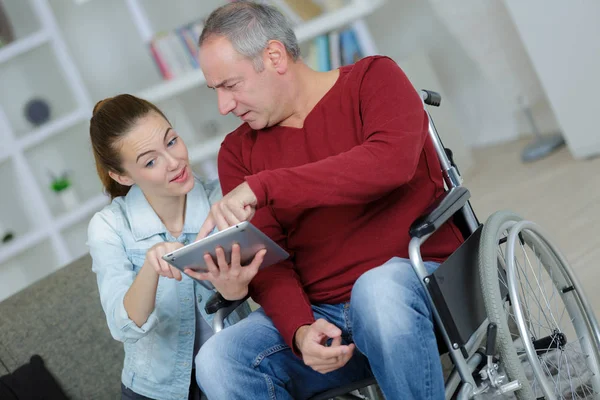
[195,257,444,400]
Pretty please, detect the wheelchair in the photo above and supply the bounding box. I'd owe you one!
[205,89,600,400]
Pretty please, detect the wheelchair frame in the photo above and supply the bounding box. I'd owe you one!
[409,89,494,400]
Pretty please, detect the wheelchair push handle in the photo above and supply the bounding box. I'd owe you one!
[420,89,442,107]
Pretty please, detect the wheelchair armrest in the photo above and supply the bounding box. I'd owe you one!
[206,292,251,333]
[409,186,470,238]
[205,291,249,315]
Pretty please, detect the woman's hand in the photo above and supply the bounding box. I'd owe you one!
[145,242,185,280]
[184,243,266,300]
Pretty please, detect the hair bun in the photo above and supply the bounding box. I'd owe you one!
[93,97,113,116]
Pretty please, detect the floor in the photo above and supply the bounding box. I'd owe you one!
[463,138,600,314]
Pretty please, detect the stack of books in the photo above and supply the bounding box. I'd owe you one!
[306,26,364,72]
[148,19,204,80]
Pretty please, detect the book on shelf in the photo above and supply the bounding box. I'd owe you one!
[306,26,364,72]
[271,0,323,22]
[229,0,324,26]
[148,20,204,80]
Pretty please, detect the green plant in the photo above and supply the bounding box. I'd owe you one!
[49,171,72,193]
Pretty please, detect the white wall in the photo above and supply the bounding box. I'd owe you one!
[399,52,474,174]
[503,0,600,159]
[364,0,560,149]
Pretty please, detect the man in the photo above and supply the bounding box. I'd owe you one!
[191,2,463,399]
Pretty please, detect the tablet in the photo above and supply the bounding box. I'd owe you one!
[161,221,289,274]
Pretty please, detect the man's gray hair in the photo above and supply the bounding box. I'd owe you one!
[199,1,300,71]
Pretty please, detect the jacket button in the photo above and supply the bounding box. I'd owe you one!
[197,294,203,302]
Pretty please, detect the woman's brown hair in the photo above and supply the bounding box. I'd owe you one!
[89,94,170,199]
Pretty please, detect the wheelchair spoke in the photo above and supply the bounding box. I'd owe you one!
[520,239,561,329]
[513,258,554,334]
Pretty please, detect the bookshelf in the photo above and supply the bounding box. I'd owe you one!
[0,0,100,301]
[0,0,384,301]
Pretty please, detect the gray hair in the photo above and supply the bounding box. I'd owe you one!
[199,1,300,71]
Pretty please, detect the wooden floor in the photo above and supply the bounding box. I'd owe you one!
[464,138,600,312]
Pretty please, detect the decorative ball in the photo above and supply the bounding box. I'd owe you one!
[24,98,51,126]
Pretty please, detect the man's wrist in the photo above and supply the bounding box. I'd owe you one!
[293,325,310,354]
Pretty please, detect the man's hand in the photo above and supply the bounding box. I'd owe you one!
[196,182,258,241]
[294,319,355,374]
[145,242,185,280]
[184,243,266,300]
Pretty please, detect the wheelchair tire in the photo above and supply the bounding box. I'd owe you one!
[479,210,600,400]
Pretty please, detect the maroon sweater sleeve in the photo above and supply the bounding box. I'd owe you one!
[245,57,428,209]
[218,134,315,356]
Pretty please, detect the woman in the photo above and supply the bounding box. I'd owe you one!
[86,94,263,400]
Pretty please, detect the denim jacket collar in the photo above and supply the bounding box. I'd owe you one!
[125,179,209,241]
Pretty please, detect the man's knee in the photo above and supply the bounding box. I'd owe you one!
[195,330,231,383]
[352,258,421,305]
[350,258,430,334]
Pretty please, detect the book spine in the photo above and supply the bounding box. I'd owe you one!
[328,30,341,69]
[178,27,200,69]
[155,33,183,78]
[315,34,331,72]
[149,40,172,79]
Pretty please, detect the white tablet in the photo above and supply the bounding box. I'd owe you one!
[161,221,290,274]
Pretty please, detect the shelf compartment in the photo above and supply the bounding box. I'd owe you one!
[0,158,41,243]
[138,0,220,36]
[0,30,51,65]
[19,109,88,150]
[0,228,48,266]
[0,239,59,302]
[24,121,103,219]
[0,0,42,44]
[56,193,109,232]
[49,0,162,101]
[0,43,79,139]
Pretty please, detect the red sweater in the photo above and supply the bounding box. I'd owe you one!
[217,56,464,353]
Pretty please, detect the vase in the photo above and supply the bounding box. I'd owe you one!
[57,187,79,211]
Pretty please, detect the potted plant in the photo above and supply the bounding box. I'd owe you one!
[0,220,14,244]
[49,170,79,211]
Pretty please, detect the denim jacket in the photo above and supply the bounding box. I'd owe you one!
[87,177,250,400]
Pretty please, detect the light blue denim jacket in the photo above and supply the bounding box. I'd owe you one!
[87,177,250,400]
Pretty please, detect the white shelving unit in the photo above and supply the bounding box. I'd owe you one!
[0,0,383,302]
[0,0,105,301]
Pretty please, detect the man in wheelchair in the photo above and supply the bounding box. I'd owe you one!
[186,2,464,399]
[190,2,600,400]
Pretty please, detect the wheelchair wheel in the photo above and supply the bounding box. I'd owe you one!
[479,210,600,399]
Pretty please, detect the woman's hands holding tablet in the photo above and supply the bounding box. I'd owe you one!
[184,243,267,300]
[146,242,186,280]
